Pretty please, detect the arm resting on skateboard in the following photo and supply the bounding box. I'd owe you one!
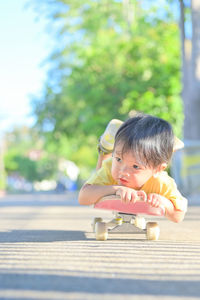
[78,184,119,205]
[147,193,186,223]
[79,184,146,206]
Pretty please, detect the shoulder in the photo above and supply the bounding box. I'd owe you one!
[149,172,188,212]
[143,171,177,197]
[156,171,176,186]
[102,157,112,170]
[86,157,114,185]
[147,171,175,189]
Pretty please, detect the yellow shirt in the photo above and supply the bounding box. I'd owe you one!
[86,158,187,212]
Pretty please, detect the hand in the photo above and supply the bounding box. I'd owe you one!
[147,193,165,208]
[116,187,147,204]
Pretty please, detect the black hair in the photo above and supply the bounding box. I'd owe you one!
[114,113,174,168]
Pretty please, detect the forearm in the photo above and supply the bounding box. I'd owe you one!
[165,208,185,223]
[78,184,118,205]
[160,196,185,223]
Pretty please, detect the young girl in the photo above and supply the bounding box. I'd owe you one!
[78,114,187,223]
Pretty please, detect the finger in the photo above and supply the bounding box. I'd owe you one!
[151,194,156,206]
[121,191,127,203]
[116,189,124,199]
[160,205,166,214]
[130,193,137,203]
[137,190,147,202]
[148,195,157,207]
[153,196,160,207]
[116,190,124,202]
[133,192,140,203]
[123,191,131,203]
[147,194,152,204]
[127,192,132,203]
[116,190,121,197]
[152,200,157,207]
[152,195,160,207]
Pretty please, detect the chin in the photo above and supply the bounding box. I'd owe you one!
[120,182,132,188]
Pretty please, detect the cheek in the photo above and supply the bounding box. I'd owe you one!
[140,171,153,182]
[130,172,150,184]
[130,173,140,183]
[111,164,116,176]
[111,163,118,177]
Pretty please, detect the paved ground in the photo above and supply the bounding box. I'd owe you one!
[0,192,199,300]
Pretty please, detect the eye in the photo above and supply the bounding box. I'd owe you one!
[133,164,140,170]
[116,157,122,162]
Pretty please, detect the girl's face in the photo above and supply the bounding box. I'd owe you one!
[111,144,159,190]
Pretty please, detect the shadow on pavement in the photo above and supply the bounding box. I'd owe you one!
[0,230,88,242]
[0,273,199,297]
[0,192,79,207]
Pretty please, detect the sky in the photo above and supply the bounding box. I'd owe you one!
[0,0,52,134]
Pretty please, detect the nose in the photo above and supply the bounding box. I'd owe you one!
[121,165,130,177]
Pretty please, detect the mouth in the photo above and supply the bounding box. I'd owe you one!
[118,178,128,185]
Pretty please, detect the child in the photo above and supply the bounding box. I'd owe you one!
[78,114,187,223]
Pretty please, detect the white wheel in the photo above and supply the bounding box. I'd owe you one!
[95,222,108,241]
[115,216,123,225]
[135,216,146,229]
[92,217,103,232]
[146,222,160,240]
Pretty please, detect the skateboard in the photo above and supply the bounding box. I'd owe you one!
[92,194,165,241]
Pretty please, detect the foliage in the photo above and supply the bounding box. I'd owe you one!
[4,126,58,183]
[30,0,184,178]
[0,166,6,190]
[5,151,37,182]
[4,150,58,182]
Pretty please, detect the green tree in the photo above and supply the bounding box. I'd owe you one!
[30,0,184,176]
[4,126,58,183]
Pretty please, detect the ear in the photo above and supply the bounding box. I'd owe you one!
[158,162,167,172]
[153,163,167,178]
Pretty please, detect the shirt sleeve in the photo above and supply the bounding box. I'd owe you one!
[86,158,115,186]
[159,174,188,212]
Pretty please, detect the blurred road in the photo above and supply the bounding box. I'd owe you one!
[0,192,199,300]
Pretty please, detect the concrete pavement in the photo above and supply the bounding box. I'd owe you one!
[0,192,199,300]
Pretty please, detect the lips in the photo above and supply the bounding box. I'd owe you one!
[119,178,128,185]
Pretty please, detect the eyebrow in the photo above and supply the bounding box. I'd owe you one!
[115,151,122,156]
[115,151,143,166]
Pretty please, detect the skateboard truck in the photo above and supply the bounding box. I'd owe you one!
[92,194,164,241]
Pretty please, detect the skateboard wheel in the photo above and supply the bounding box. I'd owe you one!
[146,222,160,240]
[134,216,146,229]
[115,217,123,225]
[95,222,108,241]
[92,217,103,232]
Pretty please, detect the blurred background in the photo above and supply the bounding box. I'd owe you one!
[0,0,199,198]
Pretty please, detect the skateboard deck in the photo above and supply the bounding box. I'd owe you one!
[93,194,165,241]
[94,194,165,216]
